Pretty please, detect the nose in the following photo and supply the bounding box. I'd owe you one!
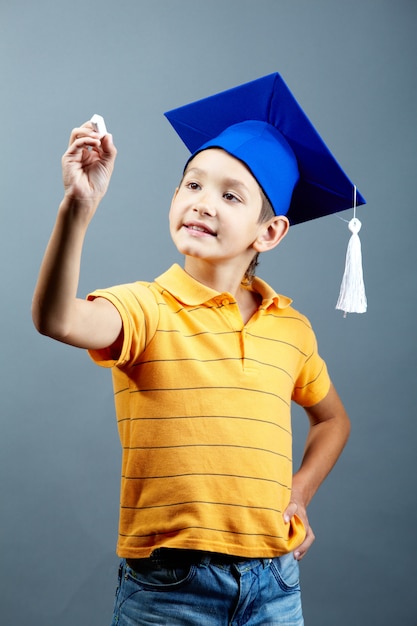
[193,194,216,217]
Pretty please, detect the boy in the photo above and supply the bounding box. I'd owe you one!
[32,73,357,625]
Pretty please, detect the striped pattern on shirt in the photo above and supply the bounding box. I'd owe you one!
[88,264,330,559]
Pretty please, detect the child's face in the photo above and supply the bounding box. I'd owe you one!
[169,148,267,273]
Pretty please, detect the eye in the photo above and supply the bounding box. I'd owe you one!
[185,181,201,191]
[223,192,241,203]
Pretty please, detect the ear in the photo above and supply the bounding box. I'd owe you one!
[169,187,180,213]
[170,187,179,204]
[253,216,289,253]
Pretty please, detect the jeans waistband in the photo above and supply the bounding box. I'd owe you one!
[126,548,271,571]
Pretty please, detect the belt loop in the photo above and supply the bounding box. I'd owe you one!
[199,554,212,568]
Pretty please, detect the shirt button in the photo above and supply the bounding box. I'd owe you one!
[222,298,230,306]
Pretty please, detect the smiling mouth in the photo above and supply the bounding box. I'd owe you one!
[184,224,217,236]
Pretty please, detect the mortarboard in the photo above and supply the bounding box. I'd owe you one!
[164,72,365,226]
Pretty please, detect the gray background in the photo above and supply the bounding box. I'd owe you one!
[1,1,416,624]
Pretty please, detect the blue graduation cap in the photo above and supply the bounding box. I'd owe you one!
[164,72,365,226]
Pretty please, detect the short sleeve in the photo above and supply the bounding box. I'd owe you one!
[291,328,331,408]
[87,282,159,368]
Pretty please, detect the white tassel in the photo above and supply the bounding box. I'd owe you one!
[336,216,367,316]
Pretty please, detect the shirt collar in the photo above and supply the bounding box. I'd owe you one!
[155,264,292,310]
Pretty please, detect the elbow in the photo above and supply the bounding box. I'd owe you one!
[32,298,47,335]
[339,419,351,454]
[336,407,351,452]
[344,412,352,444]
[31,300,45,335]
[32,317,54,338]
[31,300,68,341]
[32,309,53,338]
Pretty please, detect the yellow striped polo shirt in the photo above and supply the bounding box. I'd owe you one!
[88,264,330,559]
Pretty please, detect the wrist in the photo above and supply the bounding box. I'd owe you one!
[59,195,99,228]
[291,472,314,508]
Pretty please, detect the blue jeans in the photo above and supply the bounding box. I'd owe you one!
[111,550,304,625]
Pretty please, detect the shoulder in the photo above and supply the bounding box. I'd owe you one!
[88,280,162,346]
[89,279,159,311]
[263,299,315,338]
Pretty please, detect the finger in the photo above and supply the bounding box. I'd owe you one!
[283,501,298,524]
[64,137,102,159]
[68,125,100,147]
[293,526,315,561]
[100,133,116,155]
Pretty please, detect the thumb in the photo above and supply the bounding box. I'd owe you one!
[101,133,116,155]
[283,500,298,524]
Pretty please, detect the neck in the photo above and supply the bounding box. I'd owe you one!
[183,257,261,324]
[183,257,249,297]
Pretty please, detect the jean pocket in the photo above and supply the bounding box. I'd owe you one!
[270,552,300,592]
[125,560,196,591]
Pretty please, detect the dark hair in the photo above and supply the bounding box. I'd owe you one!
[242,189,274,285]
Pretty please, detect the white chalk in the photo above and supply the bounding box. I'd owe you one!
[90,114,107,138]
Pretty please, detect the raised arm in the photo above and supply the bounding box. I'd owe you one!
[32,121,122,350]
[284,383,351,560]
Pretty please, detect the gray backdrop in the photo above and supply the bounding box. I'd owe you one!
[1,1,416,624]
